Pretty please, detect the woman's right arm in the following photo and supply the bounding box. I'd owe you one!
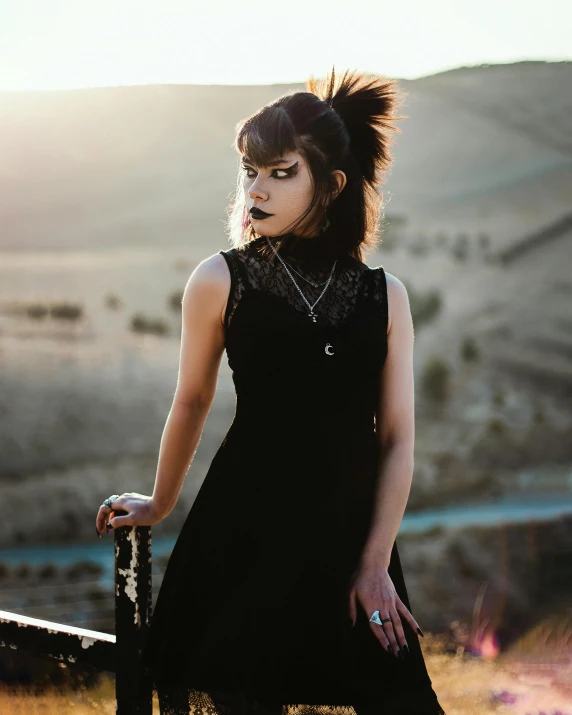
[150,253,231,518]
[95,253,231,533]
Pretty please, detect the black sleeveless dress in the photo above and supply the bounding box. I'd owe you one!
[139,232,446,715]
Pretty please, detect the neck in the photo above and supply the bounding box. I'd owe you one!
[264,228,343,271]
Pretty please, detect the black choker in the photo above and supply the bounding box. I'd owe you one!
[262,230,344,271]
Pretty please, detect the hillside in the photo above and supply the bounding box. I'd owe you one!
[0,61,571,547]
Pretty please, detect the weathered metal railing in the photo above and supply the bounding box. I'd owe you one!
[0,515,153,714]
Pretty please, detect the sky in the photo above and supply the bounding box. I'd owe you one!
[0,0,570,91]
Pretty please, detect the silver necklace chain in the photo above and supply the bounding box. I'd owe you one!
[280,259,331,288]
[265,237,337,323]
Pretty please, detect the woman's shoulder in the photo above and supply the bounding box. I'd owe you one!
[366,265,410,325]
[180,255,233,308]
[372,268,411,334]
[381,270,408,301]
[195,252,232,279]
[369,264,406,294]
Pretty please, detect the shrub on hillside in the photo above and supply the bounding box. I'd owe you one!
[404,282,443,329]
[451,234,469,261]
[14,563,31,581]
[478,232,491,252]
[38,563,59,581]
[130,313,170,336]
[408,233,430,257]
[491,386,506,408]
[49,302,83,321]
[460,336,480,362]
[105,293,122,310]
[168,289,184,312]
[384,213,408,227]
[26,303,49,320]
[420,356,451,402]
[65,561,103,581]
[380,231,398,251]
[487,417,507,436]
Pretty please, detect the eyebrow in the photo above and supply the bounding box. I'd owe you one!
[242,156,294,167]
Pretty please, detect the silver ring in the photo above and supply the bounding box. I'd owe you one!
[369,610,392,625]
[102,494,120,509]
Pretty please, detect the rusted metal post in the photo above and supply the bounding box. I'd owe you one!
[114,516,153,715]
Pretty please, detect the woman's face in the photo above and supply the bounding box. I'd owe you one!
[241,150,345,238]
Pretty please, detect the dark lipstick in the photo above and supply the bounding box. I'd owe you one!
[250,207,273,219]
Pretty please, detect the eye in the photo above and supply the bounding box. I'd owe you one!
[241,165,293,180]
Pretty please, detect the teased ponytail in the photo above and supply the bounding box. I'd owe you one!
[306,66,404,185]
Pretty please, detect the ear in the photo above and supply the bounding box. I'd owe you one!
[331,169,347,200]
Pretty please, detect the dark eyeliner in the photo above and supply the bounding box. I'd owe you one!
[241,162,298,179]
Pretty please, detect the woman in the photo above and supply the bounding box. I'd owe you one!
[95,67,446,715]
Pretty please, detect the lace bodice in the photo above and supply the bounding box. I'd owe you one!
[219,234,387,332]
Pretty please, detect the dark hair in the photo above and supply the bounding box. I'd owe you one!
[224,66,406,263]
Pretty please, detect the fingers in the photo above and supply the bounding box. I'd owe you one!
[369,609,401,658]
[396,598,423,638]
[95,495,124,535]
[366,604,412,661]
[95,506,108,534]
[95,508,115,535]
[384,607,409,660]
[367,613,393,655]
[109,513,132,529]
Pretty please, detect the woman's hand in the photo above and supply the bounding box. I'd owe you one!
[347,561,422,660]
[95,492,164,536]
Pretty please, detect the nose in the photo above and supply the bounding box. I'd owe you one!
[248,175,269,202]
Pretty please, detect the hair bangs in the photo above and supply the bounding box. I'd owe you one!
[236,104,300,168]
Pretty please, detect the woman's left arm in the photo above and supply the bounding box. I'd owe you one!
[361,271,415,569]
[347,272,421,658]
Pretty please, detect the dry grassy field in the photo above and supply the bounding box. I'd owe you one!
[2,628,572,715]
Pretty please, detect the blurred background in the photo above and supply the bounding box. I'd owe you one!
[0,0,571,712]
